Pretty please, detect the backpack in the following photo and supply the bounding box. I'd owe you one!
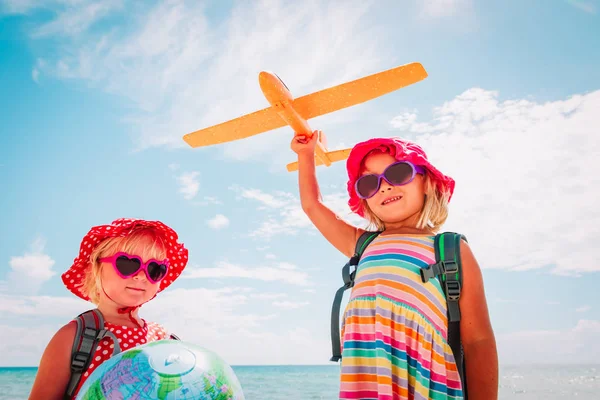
[63,308,180,399]
[329,231,468,398]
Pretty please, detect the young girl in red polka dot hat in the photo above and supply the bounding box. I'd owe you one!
[28,218,189,400]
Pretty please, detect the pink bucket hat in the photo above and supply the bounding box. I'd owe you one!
[346,137,455,217]
[62,218,189,302]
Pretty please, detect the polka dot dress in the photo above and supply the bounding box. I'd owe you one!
[72,320,170,398]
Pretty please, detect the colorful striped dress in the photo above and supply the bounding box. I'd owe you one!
[339,234,463,400]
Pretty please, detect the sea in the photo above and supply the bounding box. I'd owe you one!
[1,364,599,399]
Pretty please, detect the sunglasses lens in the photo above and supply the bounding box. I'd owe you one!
[147,262,168,282]
[385,162,415,185]
[356,174,380,199]
[115,256,141,276]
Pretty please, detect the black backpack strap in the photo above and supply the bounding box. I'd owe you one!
[64,309,120,399]
[421,232,468,398]
[170,333,181,340]
[330,231,381,362]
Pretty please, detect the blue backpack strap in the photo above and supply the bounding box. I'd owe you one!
[420,232,468,398]
[330,231,381,362]
[64,309,120,399]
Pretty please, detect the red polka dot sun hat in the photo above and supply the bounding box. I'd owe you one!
[62,218,189,302]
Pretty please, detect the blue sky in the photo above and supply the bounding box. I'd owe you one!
[1,0,599,367]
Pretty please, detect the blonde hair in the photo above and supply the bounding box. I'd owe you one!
[79,228,168,304]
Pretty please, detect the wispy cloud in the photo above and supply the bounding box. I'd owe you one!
[273,300,310,309]
[390,88,600,275]
[10,0,391,157]
[183,261,310,286]
[576,305,591,313]
[176,171,199,200]
[31,68,40,83]
[567,0,597,14]
[250,292,287,301]
[0,0,44,14]
[207,214,229,230]
[233,186,365,239]
[197,196,221,206]
[36,0,124,37]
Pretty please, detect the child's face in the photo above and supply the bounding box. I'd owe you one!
[99,238,163,307]
[360,152,426,225]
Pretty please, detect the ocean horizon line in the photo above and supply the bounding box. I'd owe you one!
[2,363,599,369]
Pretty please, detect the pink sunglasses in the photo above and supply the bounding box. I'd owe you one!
[99,252,169,284]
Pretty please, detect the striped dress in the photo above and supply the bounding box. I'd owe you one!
[339,234,463,400]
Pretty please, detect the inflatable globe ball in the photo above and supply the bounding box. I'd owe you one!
[75,340,245,400]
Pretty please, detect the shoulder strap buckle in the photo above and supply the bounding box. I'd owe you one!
[445,280,461,301]
[442,259,458,274]
[71,351,90,371]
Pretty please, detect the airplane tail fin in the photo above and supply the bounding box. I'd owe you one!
[286,148,352,172]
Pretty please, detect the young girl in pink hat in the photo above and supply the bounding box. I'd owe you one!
[292,132,498,400]
[28,218,188,400]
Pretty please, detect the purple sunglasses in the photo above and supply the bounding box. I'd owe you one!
[99,252,169,284]
[355,160,425,200]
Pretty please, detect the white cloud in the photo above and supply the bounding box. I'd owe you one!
[498,320,600,364]
[2,237,56,294]
[390,88,600,274]
[207,214,229,230]
[567,0,597,14]
[176,171,199,200]
[183,261,310,286]
[390,111,418,130]
[576,305,591,313]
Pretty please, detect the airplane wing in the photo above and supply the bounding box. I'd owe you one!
[183,62,427,148]
[182,106,287,148]
[286,148,353,172]
[292,62,427,120]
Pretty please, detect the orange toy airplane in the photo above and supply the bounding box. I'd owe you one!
[183,62,428,172]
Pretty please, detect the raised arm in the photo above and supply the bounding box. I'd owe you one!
[28,322,76,400]
[291,131,364,258]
